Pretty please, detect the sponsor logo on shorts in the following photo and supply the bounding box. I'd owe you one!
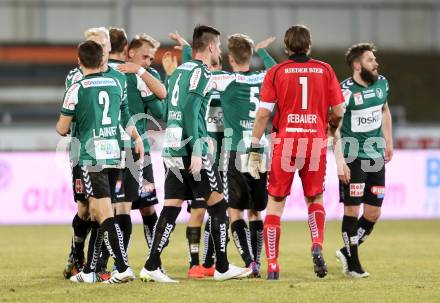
[371,186,385,198]
[75,179,84,194]
[115,180,122,193]
[349,183,365,197]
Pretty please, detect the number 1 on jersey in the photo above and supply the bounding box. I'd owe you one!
[299,76,308,110]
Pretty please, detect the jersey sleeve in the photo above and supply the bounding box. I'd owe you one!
[382,77,390,103]
[142,68,164,102]
[327,67,344,106]
[256,49,276,69]
[210,71,235,93]
[188,66,211,97]
[183,93,204,156]
[145,98,165,120]
[182,45,192,63]
[118,79,131,129]
[64,68,83,89]
[385,78,389,103]
[259,67,277,103]
[60,83,80,116]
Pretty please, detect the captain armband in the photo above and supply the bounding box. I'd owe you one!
[258,101,275,112]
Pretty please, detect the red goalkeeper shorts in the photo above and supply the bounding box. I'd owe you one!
[268,147,327,198]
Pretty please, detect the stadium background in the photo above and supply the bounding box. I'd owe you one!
[1,0,439,224]
[1,1,440,302]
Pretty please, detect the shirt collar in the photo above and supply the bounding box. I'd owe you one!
[289,54,310,63]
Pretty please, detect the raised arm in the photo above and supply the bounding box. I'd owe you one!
[255,37,276,69]
[169,31,192,63]
[116,62,167,100]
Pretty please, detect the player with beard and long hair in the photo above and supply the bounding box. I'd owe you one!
[333,43,393,278]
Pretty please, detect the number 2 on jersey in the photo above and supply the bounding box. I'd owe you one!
[299,76,308,110]
[98,91,111,125]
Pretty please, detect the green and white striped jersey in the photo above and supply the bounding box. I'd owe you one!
[108,59,165,151]
[162,59,212,157]
[340,75,389,159]
[61,73,128,166]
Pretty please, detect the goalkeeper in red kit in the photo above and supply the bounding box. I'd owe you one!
[249,25,345,280]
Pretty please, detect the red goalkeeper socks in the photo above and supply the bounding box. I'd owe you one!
[307,203,326,249]
[264,215,280,270]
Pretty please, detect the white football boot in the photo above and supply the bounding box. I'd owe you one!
[70,271,97,283]
[336,249,349,274]
[103,267,136,284]
[139,267,179,283]
[214,264,252,281]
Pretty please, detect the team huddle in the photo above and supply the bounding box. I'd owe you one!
[56,23,393,284]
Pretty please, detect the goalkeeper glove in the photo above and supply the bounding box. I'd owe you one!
[247,151,265,179]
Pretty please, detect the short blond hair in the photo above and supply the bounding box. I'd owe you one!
[228,33,254,65]
[129,33,160,50]
[84,27,110,43]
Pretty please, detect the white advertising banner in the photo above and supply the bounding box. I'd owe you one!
[0,150,439,224]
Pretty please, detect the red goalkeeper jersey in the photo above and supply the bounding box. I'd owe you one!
[260,54,344,156]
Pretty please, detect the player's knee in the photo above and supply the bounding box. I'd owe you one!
[77,203,89,220]
[228,208,243,222]
[139,206,155,216]
[248,209,260,221]
[115,202,131,215]
[164,199,183,207]
[88,203,99,219]
[364,207,381,222]
[267,196,286,216]
[206,191,224,205]
[305,193,323,205]
[191,208,206,220]
[270,195,286,203]
[189,208,206,226]
[344,205,360,217]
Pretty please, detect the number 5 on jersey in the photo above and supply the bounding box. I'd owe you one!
[249,86,260,118]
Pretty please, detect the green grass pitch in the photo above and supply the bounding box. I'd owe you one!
[1,220,439,303]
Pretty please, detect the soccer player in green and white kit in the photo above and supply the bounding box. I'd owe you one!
[56,40,141,284]
[210,34,276,277]
[167,32,221,278]
[140,25,252,283]
[63,27,127,281]
[333,43,393,278]
[105,28,166,262]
